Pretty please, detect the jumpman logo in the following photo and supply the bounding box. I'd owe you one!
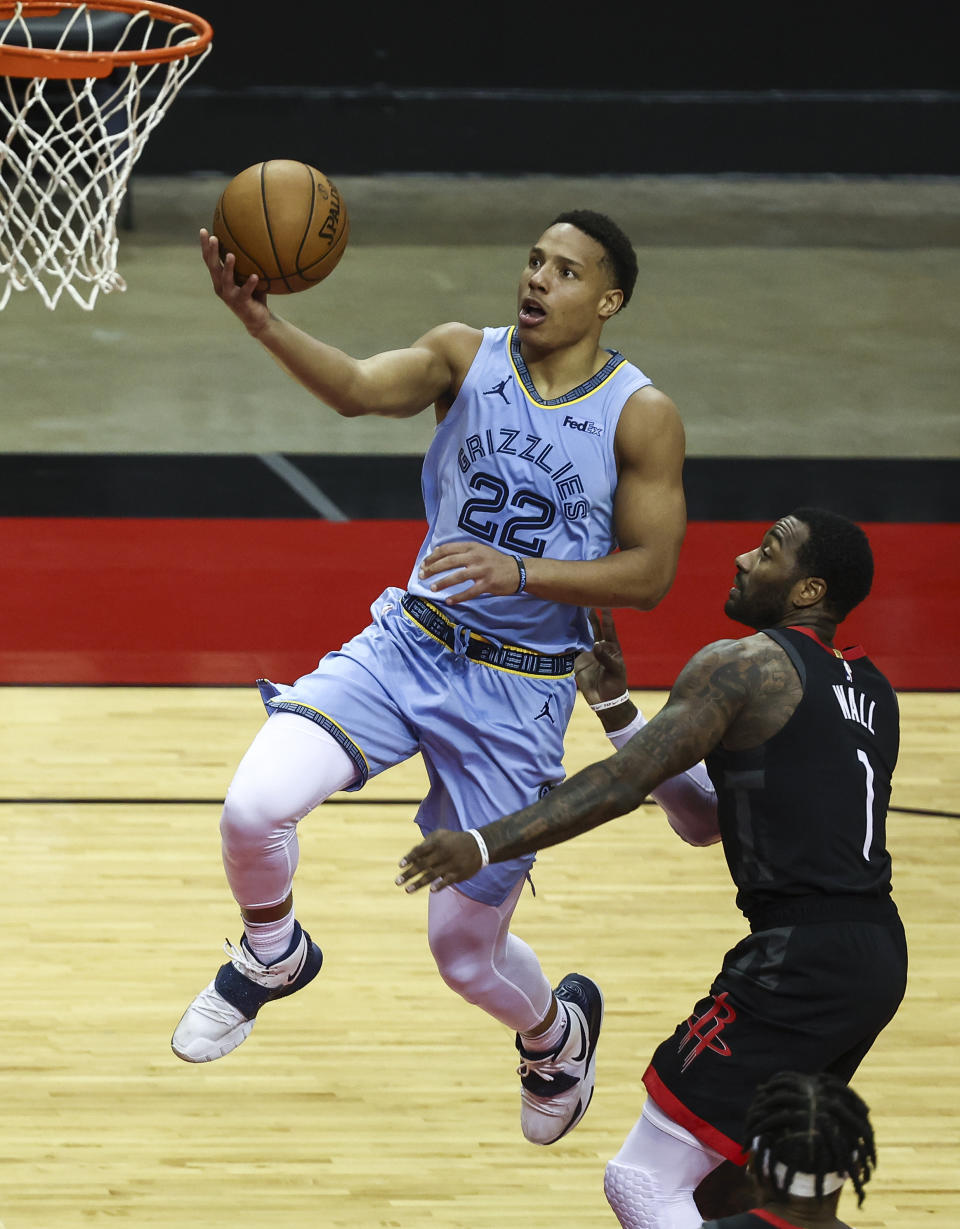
[484,375,513,403]
[677,992,737,1071]
[535,698,555,724]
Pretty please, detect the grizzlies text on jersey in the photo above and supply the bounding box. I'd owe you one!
[406,325,653,653]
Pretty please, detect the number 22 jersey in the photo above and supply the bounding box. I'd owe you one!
[405,325,652,653]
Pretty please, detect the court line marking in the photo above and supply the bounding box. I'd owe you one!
[258,452,348,520]
[0,796,420,805]
[0,800,955,819]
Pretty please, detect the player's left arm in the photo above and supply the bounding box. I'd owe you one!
[397,636,754,892]
[418,386,686,609]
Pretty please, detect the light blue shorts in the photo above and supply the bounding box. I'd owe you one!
[258,587,577,906]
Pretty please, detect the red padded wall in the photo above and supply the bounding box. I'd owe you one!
[1,518,955,688]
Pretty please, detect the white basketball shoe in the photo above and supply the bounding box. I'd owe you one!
[171,921,323,1063]
[516,972,604,1145]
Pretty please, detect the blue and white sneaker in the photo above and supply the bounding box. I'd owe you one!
[516,972,604,1145]
[171,921,322,1063]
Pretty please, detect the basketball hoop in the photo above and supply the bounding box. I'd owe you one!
[0,1,212,309]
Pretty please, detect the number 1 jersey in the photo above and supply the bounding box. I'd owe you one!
[406,325,653,653]
[705,626,901,921]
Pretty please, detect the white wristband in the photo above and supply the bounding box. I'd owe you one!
[606,710,646,749]
[467,827,490,867]
[589,690,631,711]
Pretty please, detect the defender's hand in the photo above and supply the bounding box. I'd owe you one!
[396,829,483,893]
[574,608,629,707]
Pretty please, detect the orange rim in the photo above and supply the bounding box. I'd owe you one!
[0,0,212,78]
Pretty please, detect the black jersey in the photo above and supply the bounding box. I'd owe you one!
[701,1212,852,1228]
[705,626,899,923]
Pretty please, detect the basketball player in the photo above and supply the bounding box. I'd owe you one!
[699,1070,877,1228]
[173,210,687,1147]
[397,508,908,1223]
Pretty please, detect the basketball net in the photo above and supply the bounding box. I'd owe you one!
[0,1,212,310]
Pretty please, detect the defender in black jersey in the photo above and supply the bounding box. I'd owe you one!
[398,508,907,1228]
[708,623,898,922]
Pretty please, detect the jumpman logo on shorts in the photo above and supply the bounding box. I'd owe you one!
[484,375,513,403]
[535,698,555,724]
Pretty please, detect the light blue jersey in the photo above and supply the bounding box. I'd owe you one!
[259,324,654,906]
[406,325,652,653]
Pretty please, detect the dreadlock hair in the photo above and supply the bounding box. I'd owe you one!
[791,506,874,622]
[746,1071,876,1208]
[551,209,638,310]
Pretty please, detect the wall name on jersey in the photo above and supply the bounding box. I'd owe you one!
[832,684,877,734]
[457,428,588,510]
[562,414,603,437]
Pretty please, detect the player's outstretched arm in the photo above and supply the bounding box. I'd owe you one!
[201,229,481,419]
[251,320,473,420]
[397,636,751,892]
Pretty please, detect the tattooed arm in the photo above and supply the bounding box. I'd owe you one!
[397,635,774,893]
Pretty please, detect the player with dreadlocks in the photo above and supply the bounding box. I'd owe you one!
[700,1070,876,1227]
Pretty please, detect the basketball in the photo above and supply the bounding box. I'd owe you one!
[211,160,349,294]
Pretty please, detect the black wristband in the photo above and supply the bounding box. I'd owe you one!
[514,556,527,593]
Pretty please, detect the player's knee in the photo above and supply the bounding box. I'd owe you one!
[436,960,484,1001]
[429,942,484,1000]
[219,783,291,856]
[428,922,489,1002]
[604,1158,697,1229]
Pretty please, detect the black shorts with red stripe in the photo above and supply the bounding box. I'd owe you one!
[701,1211,829,1228]
[643,896,907,1164]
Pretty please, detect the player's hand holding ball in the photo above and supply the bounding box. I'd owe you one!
[202,159,350,332]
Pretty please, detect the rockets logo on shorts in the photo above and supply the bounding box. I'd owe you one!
[677,992,737,1071]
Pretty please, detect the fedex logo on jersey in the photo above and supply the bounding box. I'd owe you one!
[562,414,603,437]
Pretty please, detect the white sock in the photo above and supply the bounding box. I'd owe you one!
[519,997,568,1052]
[243,909,296,965]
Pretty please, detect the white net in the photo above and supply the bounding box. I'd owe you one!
[0,3,211,309]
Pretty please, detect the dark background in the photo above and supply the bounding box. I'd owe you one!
[190,6,956,91]
[141,3,960,175]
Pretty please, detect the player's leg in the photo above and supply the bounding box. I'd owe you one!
[427,877,603,1146]
[629,912,908,1216]
[427,877,552,1029]
[417,661,601,1144]
[173,595,423,1063]
[693,1161,757,1221]
[604,1098,725,1229]
[171,712,359,1062]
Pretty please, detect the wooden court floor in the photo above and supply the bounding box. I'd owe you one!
[1,687,957,1228]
